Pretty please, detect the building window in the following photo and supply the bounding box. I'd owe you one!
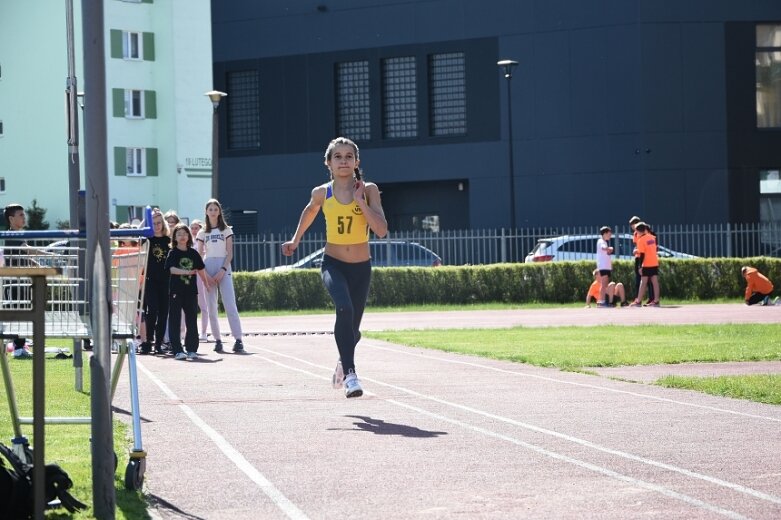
[123,31,141,60]
[126,148,146,176]
[0,120,3,137]
[0,178,5,194]
[756,24,781,128]
[382,56,418,139]
[125,89,144,118]
[429,52,466,136]
[226,70,261,150]
[336,60,371,141]
[760,169,781,221]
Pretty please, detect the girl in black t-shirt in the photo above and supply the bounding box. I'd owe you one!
[139,210,171,355]
[165,223,208,360]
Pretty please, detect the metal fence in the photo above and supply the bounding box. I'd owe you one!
[231,222,781,272]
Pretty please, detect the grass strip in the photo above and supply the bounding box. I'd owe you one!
[366,324,781,370]
[657,374,781,405]
[235,299,740,316]
[0,356,148,519]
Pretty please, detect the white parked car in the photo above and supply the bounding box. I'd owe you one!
[524,233,697,263]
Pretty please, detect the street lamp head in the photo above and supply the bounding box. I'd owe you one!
[204,90,227,109]
[497,59,519,79]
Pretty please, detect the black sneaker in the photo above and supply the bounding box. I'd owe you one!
[232,340,245,353]
[139,342,152,355]
[213,340,224,353]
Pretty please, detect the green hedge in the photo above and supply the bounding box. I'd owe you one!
[233,258,781,311]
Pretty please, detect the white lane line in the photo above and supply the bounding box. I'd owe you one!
[254,345,781,507]
[365,341,781,423]
[136,362,310,520]
[248,351,748,520]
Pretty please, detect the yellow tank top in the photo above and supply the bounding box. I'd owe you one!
[322,182,369,245]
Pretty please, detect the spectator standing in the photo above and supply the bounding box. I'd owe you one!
[3,203,34,358]
[196,199,244,353]
[139,209,171,354]
[189,219,210,341]
[741,266,774,306]
[165,223,209,360]
[630,222,660,307]
[164,210,181,236]
[629,216,655,303]
[595,226,614,307]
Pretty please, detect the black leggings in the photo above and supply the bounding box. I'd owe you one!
[144,277,169,347]
[321,255,371,374]
[747,292,771,305]
[634,257,655,301]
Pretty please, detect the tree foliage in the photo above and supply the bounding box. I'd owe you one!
[25,199,49,230]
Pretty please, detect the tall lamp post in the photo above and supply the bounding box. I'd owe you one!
[497,59,518,230]
[205,90,227,199]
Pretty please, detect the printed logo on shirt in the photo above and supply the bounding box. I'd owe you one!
[151,244,167,262]
[207,231,226,243]
[178,257,194,285]
[351,204,363,215]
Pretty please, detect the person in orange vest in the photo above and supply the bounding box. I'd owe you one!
[741,266,775,306]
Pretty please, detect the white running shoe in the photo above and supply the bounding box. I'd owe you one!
[187,351,197,360]
[174,352,187,360]
[332,360,344,389]
[199,333,208,342]
[344,371,363,398]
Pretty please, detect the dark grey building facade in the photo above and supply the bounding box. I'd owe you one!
[211,0,781,235]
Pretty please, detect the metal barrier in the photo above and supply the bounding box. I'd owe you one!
[231,221,781,271]
[0,237,147,349]
[0,209,154,499]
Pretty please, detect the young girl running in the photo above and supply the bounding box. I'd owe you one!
[282,137,388,398]
[196,199,244,353]
[140,209,171,355]
[165,223,209,360]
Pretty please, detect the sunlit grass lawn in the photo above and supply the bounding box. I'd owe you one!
[366,324,781,404]
[657,374,781,405]
[0,356,148,519]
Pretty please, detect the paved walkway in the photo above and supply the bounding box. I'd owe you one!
[112,304,781,519]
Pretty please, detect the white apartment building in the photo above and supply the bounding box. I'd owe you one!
[0,0,213,227]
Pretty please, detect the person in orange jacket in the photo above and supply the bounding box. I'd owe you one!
[741,266,774,306]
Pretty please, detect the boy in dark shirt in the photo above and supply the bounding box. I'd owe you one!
[3,203,35,358]
[165,223,209,360]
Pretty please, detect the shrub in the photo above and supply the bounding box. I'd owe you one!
[231,258,781,311]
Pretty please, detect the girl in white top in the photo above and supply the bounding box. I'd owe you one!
[196,199,244,353]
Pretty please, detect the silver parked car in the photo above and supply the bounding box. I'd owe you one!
[524,233,696,263]
[264,240,442,271]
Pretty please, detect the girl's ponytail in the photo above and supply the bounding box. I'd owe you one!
[354,167,363,181]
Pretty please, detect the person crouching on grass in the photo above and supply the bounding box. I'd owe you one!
[585,269,628,307]
[741,266,775,306]
[165,223,210,360]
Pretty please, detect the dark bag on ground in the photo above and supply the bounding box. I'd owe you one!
[0,443,87,518]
